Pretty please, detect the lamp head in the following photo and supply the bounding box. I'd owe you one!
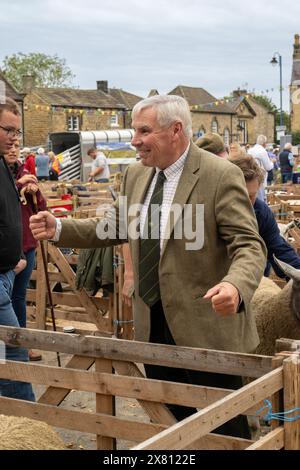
[270,56,278,66]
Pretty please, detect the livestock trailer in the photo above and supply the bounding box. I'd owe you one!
[49,129,136,181]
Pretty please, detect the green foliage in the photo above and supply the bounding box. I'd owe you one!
[252,94,290,131]
[252,94,277,112]
[1,52,75,91]
[275,111,290,129]
[292,132,300,145]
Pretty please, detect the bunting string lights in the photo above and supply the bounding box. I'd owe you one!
[23,104,132,117]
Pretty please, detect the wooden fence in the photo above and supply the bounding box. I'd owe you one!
[27,241,133,341]
[0,327,299,450]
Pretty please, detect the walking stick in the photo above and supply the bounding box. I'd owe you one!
[31,192,61,367]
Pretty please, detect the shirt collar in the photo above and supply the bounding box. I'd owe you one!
[155,142,190,181]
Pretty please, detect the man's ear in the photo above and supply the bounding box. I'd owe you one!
[172,121,183,139]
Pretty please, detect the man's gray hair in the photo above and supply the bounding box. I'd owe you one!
[256,135,267,146]
[284,142,293,151]
[132,95,193,139]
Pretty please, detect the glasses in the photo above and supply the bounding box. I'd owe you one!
[0,125,22,138]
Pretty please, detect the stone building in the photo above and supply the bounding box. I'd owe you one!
[168,85,274,145]
[22,78,142,146]
[226,91,275,144]
[290,34,300,133]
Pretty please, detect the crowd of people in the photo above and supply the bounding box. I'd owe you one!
[1,94,300,441]
[20,147,61,181]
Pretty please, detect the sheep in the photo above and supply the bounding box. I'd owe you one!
[251,257,300,356]
[0,414,65,450]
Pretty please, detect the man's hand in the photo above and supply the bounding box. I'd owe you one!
[203,282,240,316]
[122,278,134,307]
[14,258,27,275]
[25,183,39,194]
[17,174,38,186]
[29,211,57,240]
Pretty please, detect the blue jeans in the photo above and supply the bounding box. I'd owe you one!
[95,178,109,183]
[0,270,35,401]
[12,249,36,328]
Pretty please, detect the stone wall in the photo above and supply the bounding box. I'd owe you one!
[291,84,300,133]
[23,92,128,147]
[191,112,233,139]
[247,98,275,144]
[23,94,52,146]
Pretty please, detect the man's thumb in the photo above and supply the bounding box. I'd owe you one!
[203,286,221,299]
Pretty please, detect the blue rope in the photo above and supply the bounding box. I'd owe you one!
[113,256,124,268]
[113,319,134,325]
[256,399,300,423]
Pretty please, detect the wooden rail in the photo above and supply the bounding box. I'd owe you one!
[0,328,299,450]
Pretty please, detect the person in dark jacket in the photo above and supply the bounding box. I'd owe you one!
[231,156,300,277]
[4,139,46,360]
[279,143,294,183]
[0,96,35,400]
[197,132,300,276]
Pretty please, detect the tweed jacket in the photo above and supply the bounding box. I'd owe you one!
[58,143,267,353]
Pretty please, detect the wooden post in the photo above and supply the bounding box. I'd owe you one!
[283,354,300,449]
[95,358,116,450]
[271,355,284,430]
[35,242,47,330]
[112,246,119,336]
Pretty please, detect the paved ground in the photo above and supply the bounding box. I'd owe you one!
[32,350,149,450]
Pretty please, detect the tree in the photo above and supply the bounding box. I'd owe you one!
[252,94,290,130]
[1,52,75,91]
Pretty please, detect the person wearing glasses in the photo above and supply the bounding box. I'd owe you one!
[4,139,46,361]
[0,96,35,401]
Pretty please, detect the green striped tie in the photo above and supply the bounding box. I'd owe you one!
[139,171,166,307]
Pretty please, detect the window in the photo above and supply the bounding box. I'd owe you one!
[211,118,218,133]
[194,126,206,139]
[224,128,230,146]
[237,120,247,143]
[67,115,80,131]
[110,114,119,127]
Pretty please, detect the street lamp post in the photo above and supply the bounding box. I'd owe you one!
[270,52,283,126]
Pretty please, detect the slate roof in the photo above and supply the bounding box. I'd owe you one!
[0,71,24,102]
[169,85,235,114]
[108,88,143,109]
[225,96,256,116]
[32,87,123,109]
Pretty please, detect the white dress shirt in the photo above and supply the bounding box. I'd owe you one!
[139,143,190,250]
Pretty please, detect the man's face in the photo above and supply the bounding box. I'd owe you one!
[4,140,20,165]
[246,178,260,205]
[0,110,21,155]
[131,107,178,169]
[88,151,97,160]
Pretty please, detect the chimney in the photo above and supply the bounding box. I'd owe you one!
[22,75,36,93]
[294,34,300,59]
[97,80,108,94]
[232,89,247,97]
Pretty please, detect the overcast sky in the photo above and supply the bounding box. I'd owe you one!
[1,0,299,111]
